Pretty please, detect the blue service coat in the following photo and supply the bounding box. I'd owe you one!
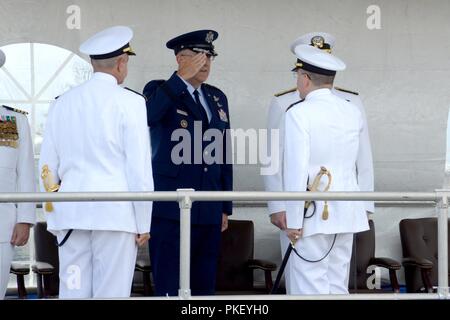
[143,72,233,225]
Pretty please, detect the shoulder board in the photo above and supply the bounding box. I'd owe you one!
[286,99,305,112]
[2,105,29,115]
[275,87,297,97]
[125,87,148,102]
[203,83,224,94]
[334,86,359,96]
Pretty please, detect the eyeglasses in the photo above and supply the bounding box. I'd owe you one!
[180,53,215,61]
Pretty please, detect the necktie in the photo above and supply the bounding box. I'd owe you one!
[193,89,209,123]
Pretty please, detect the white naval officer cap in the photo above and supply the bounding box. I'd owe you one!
[292,44,345,76]
[0,49,5,68]
[79,26,136,60]
[290,32,335,54]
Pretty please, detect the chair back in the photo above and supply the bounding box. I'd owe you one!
[216,220,254,291]
[349,220,376,290]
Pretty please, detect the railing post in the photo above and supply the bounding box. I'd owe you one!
[436,190,449,299]
[178,188,194,299]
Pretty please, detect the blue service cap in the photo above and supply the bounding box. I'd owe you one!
[166,29,219,56]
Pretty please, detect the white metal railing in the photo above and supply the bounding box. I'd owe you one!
[0,190,449,300]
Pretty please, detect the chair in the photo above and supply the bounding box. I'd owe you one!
[215,219,277,294]
[133,241,153,296]
[10,262,30,298]
[32,222,59,298]
[399,217,450,293]
[348,219,401,293]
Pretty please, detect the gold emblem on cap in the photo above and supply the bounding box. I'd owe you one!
[205,31,214,44]
[180,120,188,128]
[123,46,135,55]
[311,36,325,49]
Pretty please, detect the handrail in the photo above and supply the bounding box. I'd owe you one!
[0,189,448,300]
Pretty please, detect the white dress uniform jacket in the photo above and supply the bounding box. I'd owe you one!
[284,88,369,237]
[39,72,153,235]
[1,105,35,299]
[264,87,374,215]
[0,106,36,243]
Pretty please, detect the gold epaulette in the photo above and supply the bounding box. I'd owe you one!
[334,86,359,96]
[274,87,297,97]
[2,105,29,115]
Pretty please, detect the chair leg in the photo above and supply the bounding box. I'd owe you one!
[16,274,27,299]
[420,269,433,293]
[36,274,44,298]
[142,271,153,296]
[264,270,273,293]
[388,269,400,293]
[42,275,52,298]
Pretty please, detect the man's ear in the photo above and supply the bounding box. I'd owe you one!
[117,56,126,72]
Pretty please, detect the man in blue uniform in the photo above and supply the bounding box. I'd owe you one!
[143,29,233,296]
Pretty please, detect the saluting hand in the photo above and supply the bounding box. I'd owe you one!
[136,233,150,247]
[10,223,31,247]
[177,53,207,81]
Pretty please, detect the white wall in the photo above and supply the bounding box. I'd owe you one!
[2,0,449,287]
[1,0,449,192]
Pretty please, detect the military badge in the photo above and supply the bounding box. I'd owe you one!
[180,120,189,128]
[0,115,19,148]
[311,36,325,49]
[218,109,228,123]
[213,96,220,102]
[176,109,188,116]
[205,31,215,44]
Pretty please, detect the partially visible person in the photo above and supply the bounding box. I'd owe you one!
[1,48,36,300]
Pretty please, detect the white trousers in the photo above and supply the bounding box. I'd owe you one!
[280,231,353,295]
[0,242,14,299]
[57,230,137,299]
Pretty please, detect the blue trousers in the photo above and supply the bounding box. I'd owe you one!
[149,217,222,296]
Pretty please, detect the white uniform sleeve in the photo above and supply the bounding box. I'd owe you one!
[16,114,36,224]
[284,110,310,229]
[263,97,286,215]
[123,96,153,234]
[351,96,375,213]
[38,103,61,213]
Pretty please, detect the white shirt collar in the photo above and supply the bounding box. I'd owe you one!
[178,75,203,96]
[305,88,332,100]
[92,72,118,85]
